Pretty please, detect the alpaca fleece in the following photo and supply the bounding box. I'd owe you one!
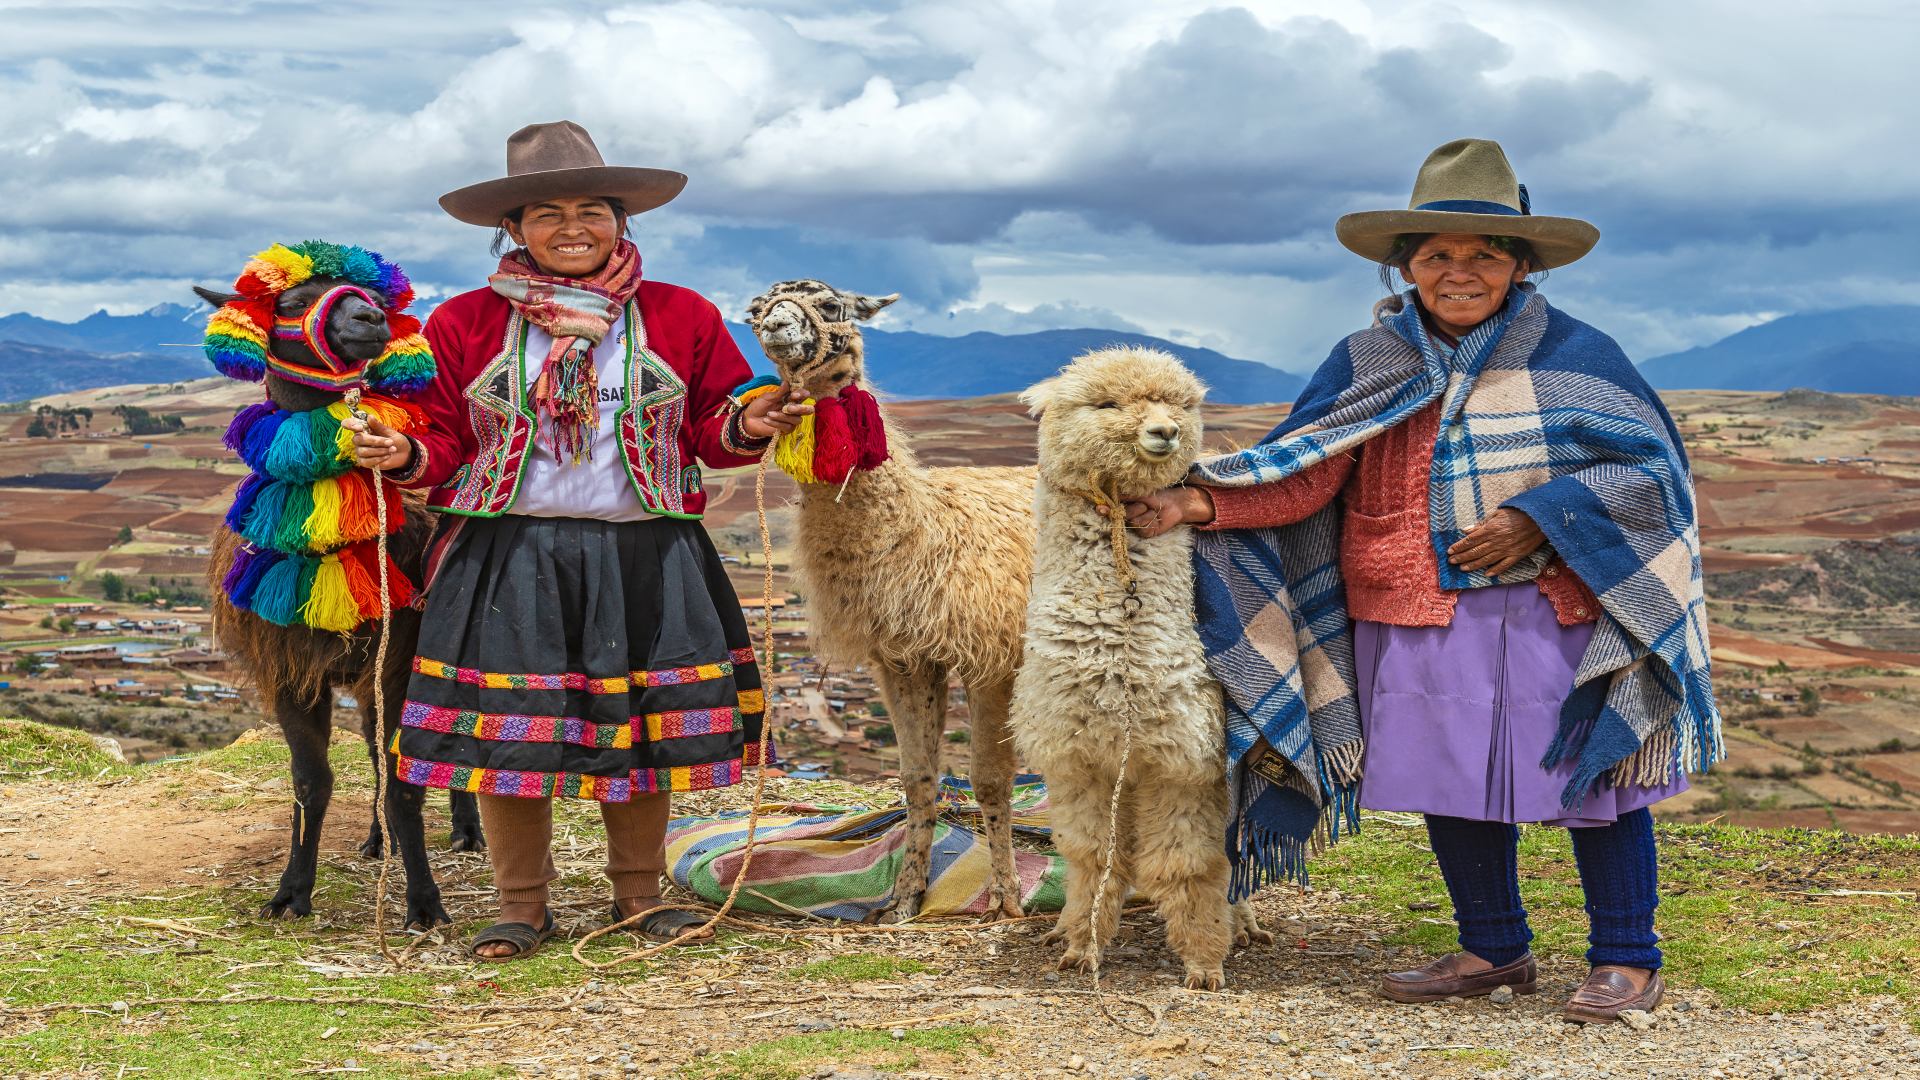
[744,278,1029,922]
[1013,346,1261,991]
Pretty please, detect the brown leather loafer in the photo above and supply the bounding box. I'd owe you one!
[1379,951,1538,1003]
[1563,966,1664,1024]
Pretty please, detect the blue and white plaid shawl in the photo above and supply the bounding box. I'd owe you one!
[1193,286,1722,898]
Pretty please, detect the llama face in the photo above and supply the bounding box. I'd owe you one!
[745,279,898,398]
[268,277,392,367]
[1023,347,1207,497]
[194,277,393,379]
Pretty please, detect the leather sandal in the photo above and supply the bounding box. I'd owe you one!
[1564,966,1664,1024]
[469,910,556,962]
[1379,951,1538,1003]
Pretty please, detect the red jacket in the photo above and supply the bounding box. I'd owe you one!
[1201,400,1600,627]
[401,282,762,518]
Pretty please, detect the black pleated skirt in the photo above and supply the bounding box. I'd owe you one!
[393,515,764,801]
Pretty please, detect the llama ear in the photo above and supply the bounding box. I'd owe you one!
[846,292,899,321]
[1019,376,1062,419]
[193,285,239,309]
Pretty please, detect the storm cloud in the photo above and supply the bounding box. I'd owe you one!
[2,0,1913,366]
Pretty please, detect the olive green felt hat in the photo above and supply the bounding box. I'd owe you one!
[1335,138,1599,269]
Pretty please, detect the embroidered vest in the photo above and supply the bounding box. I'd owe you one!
[434,302,699,518]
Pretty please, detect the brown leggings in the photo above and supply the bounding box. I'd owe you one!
[477,792,671,908]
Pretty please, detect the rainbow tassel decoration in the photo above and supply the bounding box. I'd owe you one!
[750,382,891,486]
[202,240,432,394]
[217,389,419,632]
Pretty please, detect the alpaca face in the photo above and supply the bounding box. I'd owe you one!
[744,279,898,398]
[1023,347,1207,497]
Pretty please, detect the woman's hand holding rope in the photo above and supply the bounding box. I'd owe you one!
[741,386,812,441]
[344,414,413,471]
[1123,486,1214,539]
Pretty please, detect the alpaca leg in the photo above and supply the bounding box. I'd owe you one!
[360,692,450,929]
[263,688,333,920]
[964,677,1024,920]
[877,662,947,922]
[1232,899,1275,948]
[1133,775,1233,990]
[1045,772,1134,973]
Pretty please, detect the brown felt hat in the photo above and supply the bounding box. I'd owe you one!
[1335,138,1599,270]
[438,121,687,227]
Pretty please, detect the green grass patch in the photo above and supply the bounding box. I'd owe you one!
[0,716,129,780]
[679,1026,992,1080]
[0,887,444,1078]
[1437,1047,1513,1068]
[1316,816,1920,1017]
[784,953,931,983]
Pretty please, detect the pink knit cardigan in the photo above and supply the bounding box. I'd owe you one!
[1200,400,1599,627]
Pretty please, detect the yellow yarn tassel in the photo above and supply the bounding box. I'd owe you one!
[328,402,357,462]
[303,554,362,633]
[773,403,818,483]
[306,476,345,550]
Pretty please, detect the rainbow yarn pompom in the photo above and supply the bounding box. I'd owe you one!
[202,240,434,397]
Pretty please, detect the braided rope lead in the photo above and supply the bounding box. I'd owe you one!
[571,453,779,970]
[345,387,398,967]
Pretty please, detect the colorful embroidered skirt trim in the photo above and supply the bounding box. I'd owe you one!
[393,515,766,802]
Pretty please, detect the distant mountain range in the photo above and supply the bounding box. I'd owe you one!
[722,323,1303,404]
[1638,306,1920,395]
[6,301,1919,403]
[0,302,1305,405]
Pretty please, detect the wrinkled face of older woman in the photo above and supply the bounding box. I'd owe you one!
[504,196,623,278]
[1401,233,1530,338]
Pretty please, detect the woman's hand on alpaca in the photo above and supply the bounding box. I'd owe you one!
[1447,507,1546,576]
[342,414,413,472]
[740,387,812,441]
[1123,486,1215,538]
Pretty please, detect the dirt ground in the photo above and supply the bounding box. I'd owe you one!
[4,727,1918,1080]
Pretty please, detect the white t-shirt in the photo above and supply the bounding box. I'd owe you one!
[512,320,657,522]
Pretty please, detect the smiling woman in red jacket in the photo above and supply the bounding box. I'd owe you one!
[345,121,805,961]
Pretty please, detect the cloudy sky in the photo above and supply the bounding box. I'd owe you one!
[2,0,1913,369]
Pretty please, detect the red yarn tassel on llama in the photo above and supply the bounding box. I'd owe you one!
[810,396,857,485]
[839,386,889,470]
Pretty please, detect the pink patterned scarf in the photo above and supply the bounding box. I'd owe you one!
[489,238,643,464]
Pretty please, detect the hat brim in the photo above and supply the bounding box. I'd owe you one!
[1335,210,1598,270]
[438,166,688,227]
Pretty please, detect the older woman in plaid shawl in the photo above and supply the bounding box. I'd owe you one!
[1127,140,1720,1025]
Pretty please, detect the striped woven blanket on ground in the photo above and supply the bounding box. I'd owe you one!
[665,776,1066,920]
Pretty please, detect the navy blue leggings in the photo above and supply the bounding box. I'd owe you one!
[1424,807,1662,969]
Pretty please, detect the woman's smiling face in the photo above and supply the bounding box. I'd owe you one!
[504,196,623,278]
[1401,233,1530,338]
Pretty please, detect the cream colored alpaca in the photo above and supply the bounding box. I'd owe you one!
[1013,346,1268,990]
[745,279,1028,920]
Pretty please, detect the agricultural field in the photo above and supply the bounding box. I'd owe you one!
[5,379,1920,831]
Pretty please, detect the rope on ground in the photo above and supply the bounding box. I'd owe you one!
[569,454,780,970]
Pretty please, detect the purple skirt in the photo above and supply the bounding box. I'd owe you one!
[1354,584,1686,827]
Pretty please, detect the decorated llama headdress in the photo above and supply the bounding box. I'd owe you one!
[203,240,434,396]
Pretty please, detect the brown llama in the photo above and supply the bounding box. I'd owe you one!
[194,242,479,929]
